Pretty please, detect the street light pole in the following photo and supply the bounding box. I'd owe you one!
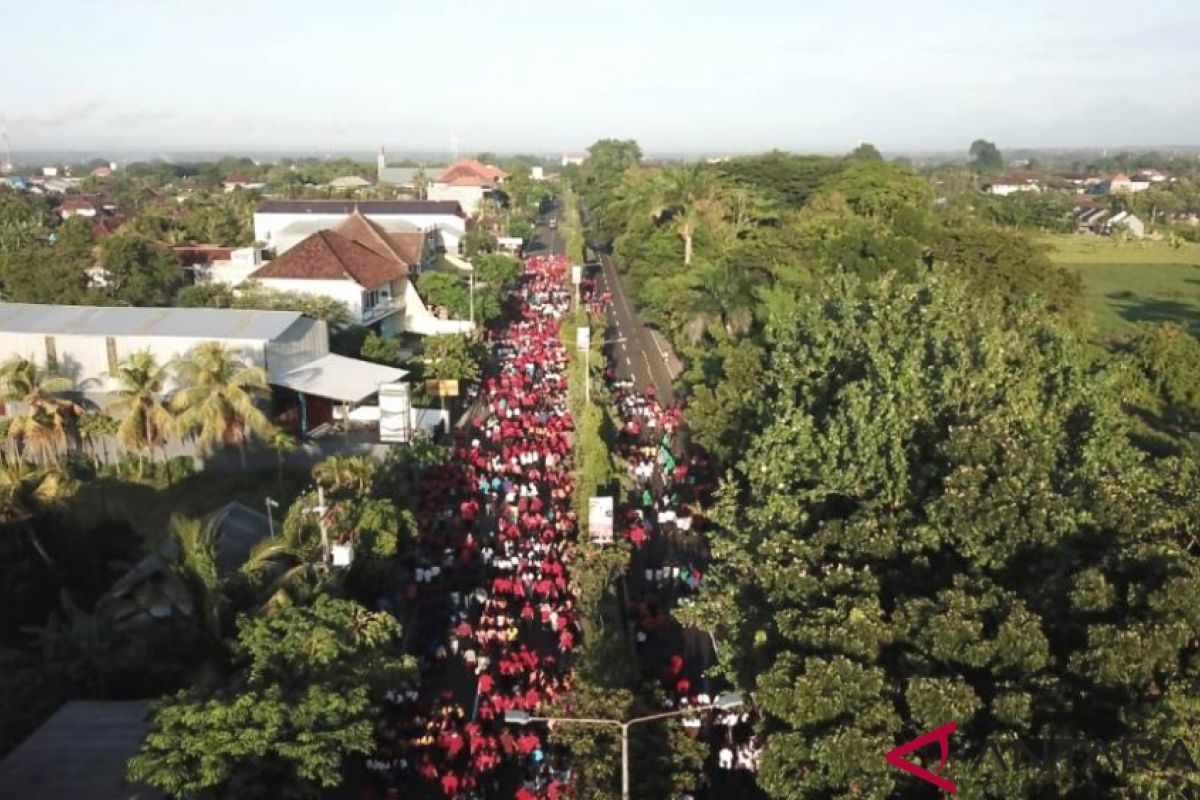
[265,497,279,537]
[505,692,743,800]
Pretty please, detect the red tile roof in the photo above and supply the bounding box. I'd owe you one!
[250,230,404,289]
[434,159,507,187]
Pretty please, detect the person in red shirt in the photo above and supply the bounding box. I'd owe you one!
[440,772,459,796]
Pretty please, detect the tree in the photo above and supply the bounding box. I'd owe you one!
[106,350,175,470]
[645,164,727,266]
[813,159,933,220]
[849,142,883,161]
[463,228,497,258]
[422,334,481,383]
[170,342,277,460]
[358,331,402,366]
[0,457,74,567]
[0,357,82,463]
[969,138,1004,171]
[683,271,1200,798]
[312,454,377,500]
[473,252,521,289]
[127,596,411,799]
[415,272,471,319]
[98,234,181,306]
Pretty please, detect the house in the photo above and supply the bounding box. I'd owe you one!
[530,166,545,181]
[253,199,467,255]
[90,164,115,178]
[0,700,163,800]
[561,154,586,167]
[0,302,407,436]
[222,172,265,193]
[186,246,269,286]
[376,147,437,188]
[1106,211,1146,238]
[1106,172,1150,194]
[328,175,372,190]
[1132,169,1168,184]
[248,210,472,337]
[57,195,111,219]
[427,160,508,216]
[41,166,58,177]
[985,172,1043,196]
[1075,206,1111,234]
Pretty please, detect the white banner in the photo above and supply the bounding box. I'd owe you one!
[378,382,412,443]
[576,326,590,351]
[588,496,614,545]
[571,265,583,285]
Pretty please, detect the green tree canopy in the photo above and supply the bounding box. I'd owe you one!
[99,234,180,306]
[686,270,1200,799]
[850,142,883,161]
[969,138,1004,171]
[128,596,411,799]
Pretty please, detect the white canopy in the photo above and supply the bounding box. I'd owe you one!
[272,354,408,404]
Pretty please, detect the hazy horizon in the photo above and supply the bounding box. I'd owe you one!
[3,0,1199,156]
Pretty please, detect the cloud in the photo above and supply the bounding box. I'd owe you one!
[12,101,101,128]
[109,110,176,128]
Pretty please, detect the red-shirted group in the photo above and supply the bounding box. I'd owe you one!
[364,255,580,800]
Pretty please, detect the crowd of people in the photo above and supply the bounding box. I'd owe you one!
[603,323,765,786]
[364,254,581,800]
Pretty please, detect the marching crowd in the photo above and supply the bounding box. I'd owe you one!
[603,327,765,783]
[364,254,580,800]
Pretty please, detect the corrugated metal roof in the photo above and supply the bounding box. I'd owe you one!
[273,353,407,403]
[0,303,304,341]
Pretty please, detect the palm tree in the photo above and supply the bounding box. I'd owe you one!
[267,430,298,485]
[678,261,759,345]
[312,454,377,499]
[170,342,277,463]
[646,164,726,266]
[78,411,120,469]
[0,356,83,463]
[106,350,175,473]
[0,457,74,567]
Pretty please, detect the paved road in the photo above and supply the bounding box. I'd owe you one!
[593,254,681,403]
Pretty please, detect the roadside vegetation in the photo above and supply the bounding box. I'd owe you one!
[572,138,1200,799]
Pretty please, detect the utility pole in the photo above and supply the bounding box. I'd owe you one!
[265,497,279,537]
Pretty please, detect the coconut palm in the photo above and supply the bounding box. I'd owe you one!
[678,260,759,345]
[312,454,377,499]
[170,342,277,462]
[266,430,298,485]
[645,164,727,266]
[77,411,120,469]
[0,356,83,463]
[106,350,175,472]
[0,456,74,567]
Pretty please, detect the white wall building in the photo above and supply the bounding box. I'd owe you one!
[253,200,467,255]
[0,304,326,402]
[427,160,507,217]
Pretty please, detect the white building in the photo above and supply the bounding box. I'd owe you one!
[0,303,407,435]
[561,154,585,167]
[985,173,1043,196]
[427,160,507,217]
[248,211,472,338]
[254,199,467,255]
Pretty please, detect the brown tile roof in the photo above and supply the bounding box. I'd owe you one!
[250,230,404,289]
[388,231,426,266]
[332,211,412,265]
[434,160,507,187]
[255,199,466,217]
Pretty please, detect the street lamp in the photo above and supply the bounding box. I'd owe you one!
[264,497,280,537]
[504,692,744,800]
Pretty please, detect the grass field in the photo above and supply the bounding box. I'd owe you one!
[1037,234,1200,337]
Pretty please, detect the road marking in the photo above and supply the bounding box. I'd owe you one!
[621,342,627,351]
[625,356,632,366]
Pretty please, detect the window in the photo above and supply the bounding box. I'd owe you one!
[44,336,57,371]
[106,337,118,373]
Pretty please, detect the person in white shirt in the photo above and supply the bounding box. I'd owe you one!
[718,747,734,769]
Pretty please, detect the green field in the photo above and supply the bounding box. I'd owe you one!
[1037,234,1200,337]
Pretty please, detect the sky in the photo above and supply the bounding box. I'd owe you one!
[2,0,1199,157]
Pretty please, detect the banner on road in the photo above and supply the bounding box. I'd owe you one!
[588,496,614,545]
[571,265,583,285]
[576,326,590,351]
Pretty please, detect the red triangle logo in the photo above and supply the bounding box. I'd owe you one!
[885,720,958,793]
